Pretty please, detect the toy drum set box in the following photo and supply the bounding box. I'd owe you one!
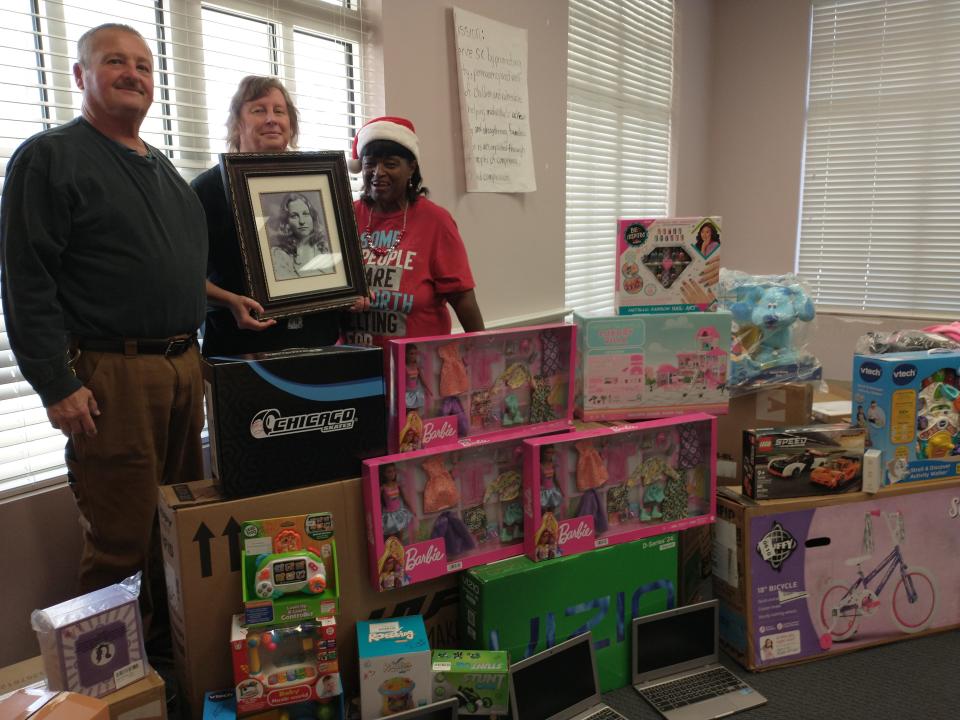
[363,437,530,591]
[522,413,716,562]
[356,616,431,719]
[852,350,960,485]
[387,324,575,453]
[230,614,343,717]
[31,575,147,698]
[742,423,868,500]
[574,310,732,420]
[615,216,721,314]
[204,345,387,498]
[240,512,340,627]
[714,480,960,671]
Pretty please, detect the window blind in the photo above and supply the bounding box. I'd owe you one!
[0,0,374,497]
[798,0,960,316]
[565,0,674,315]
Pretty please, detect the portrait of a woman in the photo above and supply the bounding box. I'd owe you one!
[265,191,333,280]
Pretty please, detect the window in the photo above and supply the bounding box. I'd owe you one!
[565,0,674,315]
[0,0,373,498]
[798,0,960,317]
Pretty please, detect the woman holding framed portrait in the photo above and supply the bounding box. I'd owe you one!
[191,76,341,355]
[341,116,484,351]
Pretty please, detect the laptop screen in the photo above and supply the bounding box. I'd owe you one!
[634,603,715,676]
[512,635,598,720]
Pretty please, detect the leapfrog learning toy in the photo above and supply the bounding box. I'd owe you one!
[363,437,533,591]
[523,414,716,561]
[388,324,575,453]
[241,513,340,626]
[615,216,722,314]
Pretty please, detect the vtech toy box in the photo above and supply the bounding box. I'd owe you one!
[204,346,386,498]
[356,616,432,719]
[714,481,960,671]
[575,311,731,421]
[615,216,722,314]
[522,415,716,562]
[459,534,677,692]
[852,351,960,486]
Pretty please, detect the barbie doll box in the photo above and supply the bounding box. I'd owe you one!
[574,311,732,420]
[852,351,960,486]
[523,414,716,562]
[715,480,960,671]
[459,533,678,692]
[362,436,533,592]
[204,345,386,499]
[356,616,431,719]
[615,216,722,315]
[387,324,575,454]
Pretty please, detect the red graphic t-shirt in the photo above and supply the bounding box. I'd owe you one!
[342,197,475,351]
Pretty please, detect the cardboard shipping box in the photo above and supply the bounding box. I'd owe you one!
[715,383,813,483]
[714,479,960,671]
[159,477,459,720]
[0,686,109,720]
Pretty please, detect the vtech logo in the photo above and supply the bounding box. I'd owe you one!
[858,361,883,383]
[892,363,918,386]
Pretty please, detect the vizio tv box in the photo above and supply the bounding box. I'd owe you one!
[204,346,386,498]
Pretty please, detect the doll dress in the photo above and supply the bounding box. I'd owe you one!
[381,482,415,537]
[438,343,469,397]
[421,456,459,513]
[575,441,608,491]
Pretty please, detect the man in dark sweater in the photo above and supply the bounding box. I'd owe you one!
[0,24,207,645]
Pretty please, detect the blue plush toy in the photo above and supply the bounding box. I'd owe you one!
[720,271,820,388]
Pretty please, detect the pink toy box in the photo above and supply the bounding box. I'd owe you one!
[387,324,575,453]
[574,310,731,421]
[230,614,341,716]
[522,414,716,562]
[615,216,722,314]
[363,436,543,591]
[716,479,960,671]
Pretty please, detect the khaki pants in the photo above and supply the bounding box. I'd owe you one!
[66,344,204,642]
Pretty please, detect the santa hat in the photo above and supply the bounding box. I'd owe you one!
[348,116,420,173]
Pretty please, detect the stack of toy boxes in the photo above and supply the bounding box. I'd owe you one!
[203,345,386,499]
[231,512,344,718]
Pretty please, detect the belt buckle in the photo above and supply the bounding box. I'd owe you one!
[164,337,191,356]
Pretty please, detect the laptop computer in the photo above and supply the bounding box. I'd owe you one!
[509,632,627,720]
[632,600,766,720]
[384,698,459,720]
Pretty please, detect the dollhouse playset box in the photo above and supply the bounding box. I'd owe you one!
[240,512,340,627]
[459,533,678,692]
[852,350,960,486]
[615,216,722,315]
[387,324,575,453]
[363,436,534,591]
[230,614,342,717]
[715,480,960,671]
[522,414,716,562]
[204,346,386,498]
[574,311,732,421]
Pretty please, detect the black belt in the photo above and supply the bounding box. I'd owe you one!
[72,334,198,356]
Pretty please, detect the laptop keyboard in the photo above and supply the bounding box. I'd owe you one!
[641,667,748,712]
[583,707,627,720]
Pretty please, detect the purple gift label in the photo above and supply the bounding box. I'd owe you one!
[557,515,596,555]
[422,415,460,449]
[405,538,447,582]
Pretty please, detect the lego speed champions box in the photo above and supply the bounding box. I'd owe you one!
[204,346,387,498]
[852,351,960,486]
[459,535,677,692]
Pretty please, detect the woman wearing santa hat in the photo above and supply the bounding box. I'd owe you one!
[341,116,484,350]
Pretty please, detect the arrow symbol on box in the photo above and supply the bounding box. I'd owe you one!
[193,522,214,578]
[223,517,242,573]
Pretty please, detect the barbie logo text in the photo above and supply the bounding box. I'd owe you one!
[558,520,593,545]
[421,417,459,449]
[406,543,444,572]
